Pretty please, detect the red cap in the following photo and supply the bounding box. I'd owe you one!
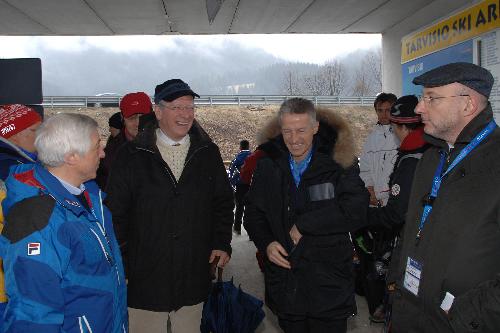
[119,92,152,119]
[0,104,42,138]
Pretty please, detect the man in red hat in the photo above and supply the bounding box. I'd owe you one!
[0,103,42,330]
[96,92,152,188]
[0,104,42,181]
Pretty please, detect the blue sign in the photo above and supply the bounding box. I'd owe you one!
[402,40,473,96]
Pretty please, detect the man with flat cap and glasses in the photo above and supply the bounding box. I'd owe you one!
[390,62,500,332]
[105,79,234,333]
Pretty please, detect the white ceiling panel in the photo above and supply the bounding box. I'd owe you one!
[0,0,478,36]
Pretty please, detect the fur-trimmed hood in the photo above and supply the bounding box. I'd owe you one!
[257,107,356,169]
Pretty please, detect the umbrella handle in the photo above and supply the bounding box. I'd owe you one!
[217,266,223,282]
[210,256,224,281]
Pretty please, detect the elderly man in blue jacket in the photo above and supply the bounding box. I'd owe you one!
[0,113,127,333]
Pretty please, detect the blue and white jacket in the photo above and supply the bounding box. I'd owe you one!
[0,163,127,333]
[228,150,251,186]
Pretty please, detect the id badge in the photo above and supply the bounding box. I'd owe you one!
[404,257,423,296]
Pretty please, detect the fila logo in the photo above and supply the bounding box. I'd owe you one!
[27,242,41,256]
[1,124,15,136]
[392,104,403,116]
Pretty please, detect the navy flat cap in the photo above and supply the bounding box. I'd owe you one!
[413,62,494,98]
[154,79,199,104]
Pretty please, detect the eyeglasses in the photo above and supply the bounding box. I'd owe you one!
[418,94,469,106]
[158,103,196,112]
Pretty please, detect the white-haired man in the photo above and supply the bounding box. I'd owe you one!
[0,113,128,333]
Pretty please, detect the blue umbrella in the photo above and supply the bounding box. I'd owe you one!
[201,265,265,333]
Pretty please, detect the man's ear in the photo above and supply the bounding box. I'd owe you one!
[64,152,79,166]
[313,121,319,135]
[463,94,480,118]
[153,105,162,121]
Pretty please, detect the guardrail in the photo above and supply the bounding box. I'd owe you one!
[42,95,377,108]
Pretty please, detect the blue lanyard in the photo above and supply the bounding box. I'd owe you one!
[289,148,313,188]
[417,120,497,240]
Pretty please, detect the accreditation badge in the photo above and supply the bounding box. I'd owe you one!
[404,257,422,296]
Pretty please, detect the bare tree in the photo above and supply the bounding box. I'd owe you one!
[364,48,382,91]
[352,67,372,96]
[352,49,382,96]
[321,59,346,96]
[282,69,302,95]
[303,71,328,96]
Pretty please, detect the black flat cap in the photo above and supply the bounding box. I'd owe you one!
[154,79,199,104]
[413,62,494,98]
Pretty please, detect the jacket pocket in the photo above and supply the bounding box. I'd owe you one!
[308,182,335,201]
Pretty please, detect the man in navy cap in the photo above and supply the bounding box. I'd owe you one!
[106,79,233,333]
[391,62,500,332]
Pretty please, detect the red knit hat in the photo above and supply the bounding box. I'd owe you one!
[0,104,42,138]
[119,92,152,119]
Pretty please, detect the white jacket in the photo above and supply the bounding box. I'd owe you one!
[359,123,398,206]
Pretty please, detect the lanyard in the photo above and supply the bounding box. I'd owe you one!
[289,148,313,187]
[417,120,497,240]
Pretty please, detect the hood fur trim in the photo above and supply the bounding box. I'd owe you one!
[257,107,356,169]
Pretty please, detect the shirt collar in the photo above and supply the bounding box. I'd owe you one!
[49,172,85,195]
[156,128,189,146]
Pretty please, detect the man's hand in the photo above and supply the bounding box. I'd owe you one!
[209,250,230,267]
[367,186,378,206]
[289,224,302,245]
[266,241,291,269]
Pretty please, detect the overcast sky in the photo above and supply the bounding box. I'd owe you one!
[0,34,381,95]
[0,34,380,64]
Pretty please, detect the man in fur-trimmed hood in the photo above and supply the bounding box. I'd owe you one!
[244,98,369,333]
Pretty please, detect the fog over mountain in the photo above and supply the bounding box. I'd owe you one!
[35,39,381,96]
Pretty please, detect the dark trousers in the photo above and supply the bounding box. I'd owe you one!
[358,251,385,314]
[234,184,249,230]
[278,316,347,333]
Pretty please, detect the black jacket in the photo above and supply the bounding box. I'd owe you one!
[392,105,500,332]
[105,121,234,312]
[244,108,369,319]
[96,131,127,189]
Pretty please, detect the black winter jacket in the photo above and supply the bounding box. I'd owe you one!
[244,108,369,319]
[105,121,234,312]
[392,105,500,332]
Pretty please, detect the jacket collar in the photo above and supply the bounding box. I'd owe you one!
[131,119,212,155]
[257,108,357,169]
[400,126,427,152]
[33,164,95,217]
[424,103,495,149]
[0,137,36,163]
